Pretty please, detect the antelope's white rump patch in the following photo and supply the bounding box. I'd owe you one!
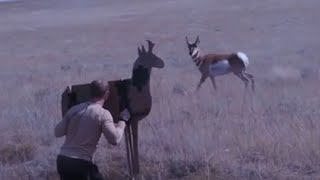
[237,52,249,67]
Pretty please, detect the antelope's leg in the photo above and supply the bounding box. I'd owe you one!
[131,121,140,176]
[197,74,208,91]
[125,124,134,179]
[244,72,255,92]
[234,72,249,88]
[209,76,217,90]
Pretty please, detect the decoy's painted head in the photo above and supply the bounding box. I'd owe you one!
[135,40,165,69]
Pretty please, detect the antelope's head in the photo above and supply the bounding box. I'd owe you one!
[136,40,165,69]
[186,36,200,59]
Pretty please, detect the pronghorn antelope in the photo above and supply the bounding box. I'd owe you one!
[61,40,164,179]
[186,36,255,91]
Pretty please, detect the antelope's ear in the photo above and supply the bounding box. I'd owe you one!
[138,47,142,56]
[195,36,200,44]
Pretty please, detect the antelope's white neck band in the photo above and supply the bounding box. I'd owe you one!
[192,48,200,60]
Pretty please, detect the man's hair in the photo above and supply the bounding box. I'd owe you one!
[90,80,109,99]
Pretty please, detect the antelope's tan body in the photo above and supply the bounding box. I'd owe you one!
[186,36,255,91]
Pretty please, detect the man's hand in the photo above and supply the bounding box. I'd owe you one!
[120,108,131,122]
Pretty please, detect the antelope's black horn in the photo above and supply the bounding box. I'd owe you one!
[141,45,146,53]
[195,36,200,44]
[186,36,190,45]
[146,40,155,52]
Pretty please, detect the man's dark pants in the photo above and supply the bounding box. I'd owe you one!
[57,155,104,180]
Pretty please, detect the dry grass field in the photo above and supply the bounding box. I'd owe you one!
[1,0,320,179]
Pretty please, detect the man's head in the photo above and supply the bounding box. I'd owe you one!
[90,80,109,101]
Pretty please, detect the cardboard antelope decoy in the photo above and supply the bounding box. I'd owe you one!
[61,40,165,179]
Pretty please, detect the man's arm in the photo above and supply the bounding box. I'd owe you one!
[101,111,126,145]
[54,118,68,138]
[54,106,77,138]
